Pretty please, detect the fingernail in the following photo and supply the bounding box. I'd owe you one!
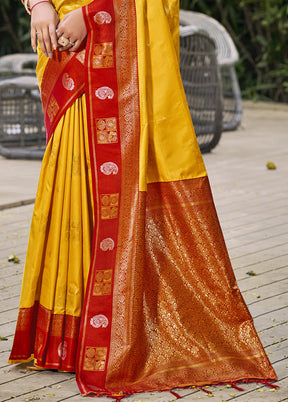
[53,44,57,50]
[49,53,53,58]
[44,53,48,57]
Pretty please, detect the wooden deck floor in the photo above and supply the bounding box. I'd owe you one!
[1,101,287,401]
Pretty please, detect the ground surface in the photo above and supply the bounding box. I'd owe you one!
[0,101,288,401]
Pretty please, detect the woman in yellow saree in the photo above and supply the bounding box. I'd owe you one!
[9,0,277,399]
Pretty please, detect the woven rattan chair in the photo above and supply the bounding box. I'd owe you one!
[0,76,45,159]
[180,10,242,131]
[180,26,223,153]
[0,53,38,78]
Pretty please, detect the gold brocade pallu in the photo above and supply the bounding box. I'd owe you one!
[9,0,277,398]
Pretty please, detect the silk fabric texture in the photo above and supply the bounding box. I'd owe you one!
[9,0,276,398]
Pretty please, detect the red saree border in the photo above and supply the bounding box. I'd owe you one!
[8,302,80,372]
[41,51,85,142]
[106,0,143,391]
[8,303,38,363]
[76,0,123,394]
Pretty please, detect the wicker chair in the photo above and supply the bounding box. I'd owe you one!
[180,10,242,131]
[0,76,45,159]
[0,41,224,158]
[180,26,223,153]
[0,53,38,77]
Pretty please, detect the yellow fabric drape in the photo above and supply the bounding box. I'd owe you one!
[163,0,180,57]
[38,0,206,194]
[19,95,93,316]
[136,0,206,191]
[20,0,207,333]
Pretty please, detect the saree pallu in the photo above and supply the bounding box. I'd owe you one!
[9,0,277,398]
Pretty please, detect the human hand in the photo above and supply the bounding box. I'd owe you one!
[30,0,59,57]
[56,8,87,52]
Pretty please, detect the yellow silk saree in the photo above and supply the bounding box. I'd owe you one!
[10,0,277,398]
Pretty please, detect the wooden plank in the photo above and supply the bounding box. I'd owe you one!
[218,198,286,219]
[0,308,18,325]
[235,256,288,281]
[223,215,288,241]
[216,199,283,218]
[0,370,75,401]
[0,224,30,236]
[1,295,20,311]
[247,294,288,318]
[227,230,288,253]
[231,243,288,269]
[115,392,174,402]
[0,338,13,354]
[253,307,288,332]
[0,351,12,369]
[228,233,288,259]
[0,364,43,386]
[265,339,288,363]
[0,241,29,255]
[0,265,24,278]
[1,379,79,402]
[0,273,23,288]
[257,322,288,348]
[0,322,17,339]
[220,209,287,231]
[238,266,288,291]
[242,282,288,305]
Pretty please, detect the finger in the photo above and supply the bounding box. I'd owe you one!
[56,27,63,38]
[69,40,80,52]
[36,32,48,57]
[58,44,71,52]
[49,24,58,51]
[56,15,67,35]
[42,26,53,58]
[31,28,37,52]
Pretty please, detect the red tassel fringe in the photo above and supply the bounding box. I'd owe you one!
[230,382,244,391]
[168,379,279,401]
[84,379,278,400]
[170,390,182,399]
[242,378,279,389]
[197,386,213,395]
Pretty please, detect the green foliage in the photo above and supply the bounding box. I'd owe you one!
[0,0,31,55]
[180,0,288,102]
[0,1,287,102]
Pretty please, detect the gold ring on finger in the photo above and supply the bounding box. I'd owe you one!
[57,36,70,47]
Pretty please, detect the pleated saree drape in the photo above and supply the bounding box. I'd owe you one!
[9,0,277,398]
